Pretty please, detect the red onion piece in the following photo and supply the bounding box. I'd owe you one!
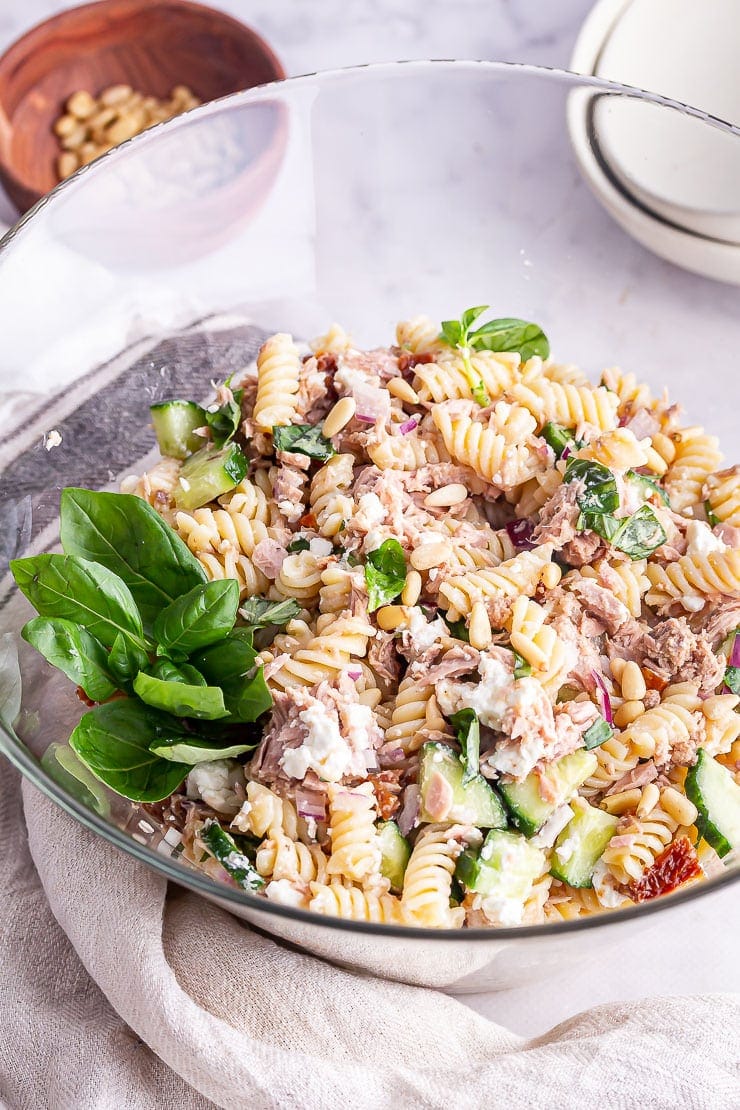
[352,381,391,425]
[561,444,572,461]
[355,413,376,424]
[592,669,614,726]
[730,633,740,669]
[295,786,326,821]
[346,668,362,680]
[397,783,420,837]
[378,745,405,765]
[505,518,535,550]
[399,416,420,435]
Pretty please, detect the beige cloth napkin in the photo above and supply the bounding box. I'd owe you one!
[1,759,738,1109]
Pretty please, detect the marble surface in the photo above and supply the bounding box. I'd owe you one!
[0,0,738,1044]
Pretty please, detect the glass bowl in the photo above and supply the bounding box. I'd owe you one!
[1,61,739,993]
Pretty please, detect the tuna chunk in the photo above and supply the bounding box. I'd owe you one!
[368,631,402,693]
[297,354,336,424]
[252,538,288,579]
[410,644,481,685]
[533,481,581,549]
[611,616,724,696]
[562,530,607,568]
[568,577,631,634]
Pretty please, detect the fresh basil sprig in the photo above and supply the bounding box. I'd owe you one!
[439,306,550,361]
[450,708,480,785]
[272,423,336,461]
[287,537,310,553]
[192,629,272,723]
[364,539,407,612]
[206,387,243,449]
[444,615,470,642]
[153,580,239,661]
[565,458,620,517]
[60,488,206,633]
[133,669,229,721]
[238,597,301,630]
[583,716,613,750]
[21,617,118,702]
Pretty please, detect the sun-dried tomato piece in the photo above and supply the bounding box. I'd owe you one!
[643,665,669,693]
[369,770,402,821]
[628,836,702,903]
[299,512,318,529]
[397,351,435,374]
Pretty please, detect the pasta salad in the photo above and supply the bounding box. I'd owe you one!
[11,307,740,928]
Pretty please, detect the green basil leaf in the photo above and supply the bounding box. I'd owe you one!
[611,504,667,560]
[108,633,150,692]
[460,305,489,334]
[10,554,146,651]
[287,537,310,553]
[470,317,550,361]
[238,597,301,630]
[192,629,273,722]
[542,422,578,460]
[272,424,336,460]
[21,617,118,702]
[583,716,613,750]
[444,615,470,642]
[724,666,740,695]
[200,820,265,891]
[576,510,621,542]
[626,469,670,508]
[365,539,407,612]
[60,489,207,632]
[565,458,620,516]
[450,708,480,785]
[439,319,463,348]
[205,388,243,450]
[150,734,256,764]
[147,657,206,686]
[153,580,239,661]
[134,670,228,720]
[41,742,111,817]
[513,651,532,679]
[69,699,193,802]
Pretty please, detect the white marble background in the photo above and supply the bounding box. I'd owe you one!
[0,0,738,1040]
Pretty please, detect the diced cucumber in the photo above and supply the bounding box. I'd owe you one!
[685,748,740,858]
[498,749,597,836]
[150,400,206,459]
[419,742,507,828]
[455,829,545,903]
[174,442,248,511]
[549,800,618,887]
[200,820,265,891]
[377,820,411,892]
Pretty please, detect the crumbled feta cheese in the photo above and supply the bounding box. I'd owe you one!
[356,492,385,530]
[406,607,448,652]
[437,653,513,729]
[309,537,333,557]
[186,760,242,814]
[265,879,306,907]
[43,429,62,451]
[681,596,706,613]
[334,359,369,395]
[591,860,626,909]
[280,702,354,782]
[686,519,727,558]
[230,799,253,833]
[531,804,574,849]
[480,893,525,927]
[554,836,578,864]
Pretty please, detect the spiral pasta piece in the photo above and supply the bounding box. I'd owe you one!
[646,548,740,611]
[702,693,740,757]
[266,613,373,692]
[270,550,323,606]
[618,687,704,767]
[401,824,472,928]
[121,457,182,525]
[384,676,451,753]
[256,834,329,884]
[602,790,679,885]
[705,466,740,527]
[310,454,355,536]
[252,332,301,432]
[664,426,723,512]
[309,881,408,923]
[599,368,658,417]
[432,403,542,488]
[326,782,381,884]
[507,596,570,691]
[508,378,619,433]
[438,544,553,619]
[232,781,295,839]
[413,349,519,404]
[368,427,446,471]
[310,322,352,356]
[395,315,442,355]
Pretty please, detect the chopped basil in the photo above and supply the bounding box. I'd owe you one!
[272,423,336,460]
[450,708,480,785]
[444,615,470,642]
[626,469,670,508]
[724,666,740,695]
[542,422,578,460]
[200,820,265,892]
[583,716,613,750]
[576,510,621,543]
[365,539,407,612]
[206,387,243,449]
[565,458,620,516]
[611,504,667,560]
[287,537,311,553]
[439,306,549,361]
[513,651,533,679]
[238,597,301,630]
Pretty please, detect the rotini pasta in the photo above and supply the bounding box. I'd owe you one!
[252,332,301,432]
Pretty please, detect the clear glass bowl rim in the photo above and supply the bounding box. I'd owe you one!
[1,59,738,940]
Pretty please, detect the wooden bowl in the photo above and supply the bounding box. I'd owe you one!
[0,0,284,213]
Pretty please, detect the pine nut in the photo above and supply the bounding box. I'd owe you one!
[636,782,660,817]
[651,432,676,465]
[105,109,146,144]
[57,151,79,178]
[613,699,645,728]
[322,397,356,438]
[469,602,492,650]
[410,542,451,571]
[401,570,422,606]
[541,562,561,590]
[78,142,100,166]
[60,124,87,150]
[376,605,407,631]
[621,661,647,702]
[54,113,80,137]
[610,658,627,683]
[602,788,642,815]
[660,786,698,826]
[66,90,96,120]
[358,687,382,709]
[388,378,419,405]
[100,83,134,106]
[424,483,467,508]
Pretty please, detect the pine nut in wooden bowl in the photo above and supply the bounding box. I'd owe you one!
[0,0,284,214]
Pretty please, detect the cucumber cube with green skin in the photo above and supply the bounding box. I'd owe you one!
[200,820,265,891]
[150,400,207,460]
[419,742,507,828]
[174,442,248,511]
[455,829,545,905]
[498,748,597,836]
[686,748,740,858]
[377,820,411,892]
[549,801,618,888]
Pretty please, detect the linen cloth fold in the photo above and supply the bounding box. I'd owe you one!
[1,320,739,1108]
